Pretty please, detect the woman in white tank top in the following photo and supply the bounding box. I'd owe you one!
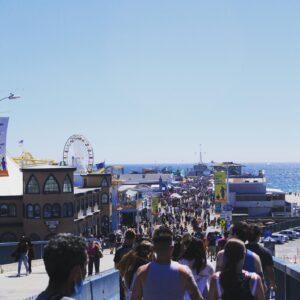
[179,237,214,299]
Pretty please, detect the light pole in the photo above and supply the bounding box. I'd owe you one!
[0,93,21,102]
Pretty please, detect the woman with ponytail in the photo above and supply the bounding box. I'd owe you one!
[208,239,264,300]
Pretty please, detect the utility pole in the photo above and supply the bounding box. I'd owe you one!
[199,144,203,164]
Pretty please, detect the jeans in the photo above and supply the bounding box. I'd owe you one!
[18,253,29,275]
[88,256,100,275]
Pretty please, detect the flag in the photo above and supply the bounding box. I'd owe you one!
[96,161,105,170]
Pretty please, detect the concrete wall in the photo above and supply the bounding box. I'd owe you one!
[76,269,120,300]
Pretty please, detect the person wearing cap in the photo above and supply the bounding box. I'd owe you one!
[131,226,203,300]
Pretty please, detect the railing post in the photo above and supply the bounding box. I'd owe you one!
[284,264,287,300]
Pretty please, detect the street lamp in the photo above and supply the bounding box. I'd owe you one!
[0,93,21,102]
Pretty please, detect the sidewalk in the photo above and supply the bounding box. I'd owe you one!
[0,250,115,300]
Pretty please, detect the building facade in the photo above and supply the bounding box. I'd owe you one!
[0,158,112,242]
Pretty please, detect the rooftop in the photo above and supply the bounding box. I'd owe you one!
[22,165,76,171]
[74,187,101,195]
[119,173,172,185]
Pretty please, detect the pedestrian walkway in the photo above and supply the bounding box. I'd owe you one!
[0,250,115,300]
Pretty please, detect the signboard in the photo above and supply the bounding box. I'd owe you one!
[0,117,9,176]
[214,171,227,203]
[151,197,159,215]
[45,220,59,232]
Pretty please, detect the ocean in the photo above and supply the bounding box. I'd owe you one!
[120,163,300,193]
[74,162,300,193]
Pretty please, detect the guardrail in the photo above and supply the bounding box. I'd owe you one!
[25,268,120,300]
[0,241,48,265]
[273,257,300,300]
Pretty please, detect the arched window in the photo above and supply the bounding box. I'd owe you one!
[52,203,61,218]
[26,175,40,194]
[101,178,108,187]
[8,204,16,217]
[63,203,68,217]
[63,175,73,193]
[68,203,74,217]
[33,204,41,218]
[43,204,52,219]
[0,204,8,217]
[44,175,60,193]
[26,204,34,218]
[101,193,109,204]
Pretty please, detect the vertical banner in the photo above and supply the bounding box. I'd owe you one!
[0,117,9,176]
[214,171,227,203]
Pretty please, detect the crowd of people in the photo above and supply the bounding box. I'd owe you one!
[15,179,277,300]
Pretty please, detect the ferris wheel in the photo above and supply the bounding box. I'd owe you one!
[62,134,94,173]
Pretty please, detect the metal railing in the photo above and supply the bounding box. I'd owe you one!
[273,257,300,300]
[0,241,48,265]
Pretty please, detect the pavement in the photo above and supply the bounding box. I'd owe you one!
[0,250,115,300]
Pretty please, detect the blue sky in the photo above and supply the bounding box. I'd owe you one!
[1,1,300,163]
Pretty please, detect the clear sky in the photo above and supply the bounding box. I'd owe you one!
[1,1,300,164]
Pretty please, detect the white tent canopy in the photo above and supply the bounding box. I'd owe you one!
[170,193,182,199]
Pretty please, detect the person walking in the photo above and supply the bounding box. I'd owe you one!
[216,222,263,278]
[131,226,203,300]
[208,239,265,300]
[12,236,30,277]
[114,229,136,300]
[122,240,153,300]
[36,234,87,300]
[27,238,35,274]
[246,225,277,294]
[87,240,103,276]
[179,238,214,299]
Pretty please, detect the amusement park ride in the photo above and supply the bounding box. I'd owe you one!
[13,133,124,176]
[12,151,56,166]
[62,134,124,175]
[62,134,94,173]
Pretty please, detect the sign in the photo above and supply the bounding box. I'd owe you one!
[0,117,9,176]
[220,219,226,227]
[214,171,227,203]
[45,220,59,232]
[151,197,159,215]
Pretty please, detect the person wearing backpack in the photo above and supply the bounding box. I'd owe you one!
[208,239,265,300]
